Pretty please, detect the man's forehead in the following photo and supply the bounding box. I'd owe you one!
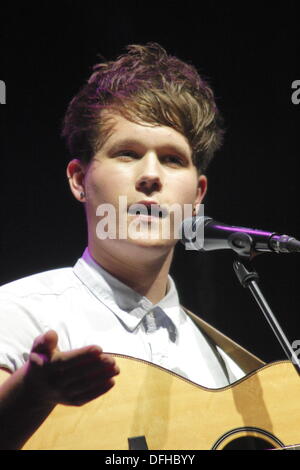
[99,111,192,156]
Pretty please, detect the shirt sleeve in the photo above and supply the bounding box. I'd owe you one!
[0,293,47,372]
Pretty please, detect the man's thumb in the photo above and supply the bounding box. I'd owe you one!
[31,330,59,358]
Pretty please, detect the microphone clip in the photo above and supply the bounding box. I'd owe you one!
[228,232,256,259]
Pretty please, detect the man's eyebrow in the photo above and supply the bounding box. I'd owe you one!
[106,138,191,158]
[106,139,143,152]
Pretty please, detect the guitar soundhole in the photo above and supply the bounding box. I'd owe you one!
[212,426,284,450]
[222,436,276,450]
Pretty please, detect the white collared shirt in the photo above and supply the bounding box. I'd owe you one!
[0,248,244,388]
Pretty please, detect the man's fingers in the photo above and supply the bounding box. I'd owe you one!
[54,345,103,365]
[57,358,120,390]
[48,352,119,389]
[62,377,116,406]
[48,346,115,375]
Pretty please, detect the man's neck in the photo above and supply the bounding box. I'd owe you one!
[88,241,174,304]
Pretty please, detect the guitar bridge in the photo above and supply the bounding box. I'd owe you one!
[128,435,149,450]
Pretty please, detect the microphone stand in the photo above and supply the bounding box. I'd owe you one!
[229,232,300,375]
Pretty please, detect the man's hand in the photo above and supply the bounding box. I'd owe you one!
[0,331,120,449]
[24,330,120,407]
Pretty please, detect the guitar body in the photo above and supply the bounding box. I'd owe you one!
[22,356,300,450]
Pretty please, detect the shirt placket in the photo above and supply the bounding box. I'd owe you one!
[142,310,172,369]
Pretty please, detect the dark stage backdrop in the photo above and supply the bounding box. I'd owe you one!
[1,1,299,364]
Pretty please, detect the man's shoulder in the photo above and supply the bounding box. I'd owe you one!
[0,266,78,299]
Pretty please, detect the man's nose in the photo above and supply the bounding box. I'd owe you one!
[135,152,163,196]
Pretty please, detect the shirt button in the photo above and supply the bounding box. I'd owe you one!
[141,299,150,309]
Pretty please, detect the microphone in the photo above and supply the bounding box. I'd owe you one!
[181,216,300,254]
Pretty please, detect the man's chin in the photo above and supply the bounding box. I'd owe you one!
[125,234,176,250]
[94,217,179,251]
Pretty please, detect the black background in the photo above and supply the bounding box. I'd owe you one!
[1,1,299,363]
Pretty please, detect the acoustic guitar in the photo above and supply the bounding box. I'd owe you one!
[21,355,300,450]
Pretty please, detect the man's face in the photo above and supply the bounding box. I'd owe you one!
[68,111,207,252]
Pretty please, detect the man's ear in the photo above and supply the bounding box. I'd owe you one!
[194,174,207,213]
[66,159,87,202]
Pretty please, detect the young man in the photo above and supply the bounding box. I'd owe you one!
[0,43,262,450]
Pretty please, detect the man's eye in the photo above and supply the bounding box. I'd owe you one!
[163,155,184,166]
[115,151,139,160]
